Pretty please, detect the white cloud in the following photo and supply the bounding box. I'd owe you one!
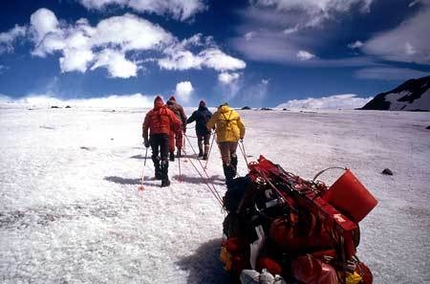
[200,48,246,71]
[158,50,203,70]
[26,10,174,76]
[348,40,364,49]
[277,94,373,110]
[159,46,246,71]
[0,93,155,108]
[363,4,430,64]
[60,48,95,73]
[296,50,315,61]
[0,25,27,53]
[12,9,244,78]
[174,81,194,102]
[218,72,240,85]
[91,14,173,51]
[91,49,138,78]
[355,67,430,80]
[78,0,206,21]
[30,8,60,43]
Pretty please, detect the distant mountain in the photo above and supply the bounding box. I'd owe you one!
[361,76,430,111]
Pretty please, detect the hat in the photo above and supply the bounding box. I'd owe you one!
[218,102,228,108]
[169,96,176,102]
[199,100,206,107]
[154,96,164,107]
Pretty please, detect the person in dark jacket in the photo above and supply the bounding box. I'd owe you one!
[142,96,182,187]
[186,100,213,160]
[166,96,187,161]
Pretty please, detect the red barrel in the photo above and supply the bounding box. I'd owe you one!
[323,169,378,223]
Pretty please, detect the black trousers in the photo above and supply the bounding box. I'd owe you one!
[150,133,169,165]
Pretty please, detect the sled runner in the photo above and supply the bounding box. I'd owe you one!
[220,155,377,284]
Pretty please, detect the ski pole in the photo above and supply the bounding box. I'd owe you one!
[239,139,249,167]
[139,146,149,190]
[204,132,216,169]
[178,149,182,182]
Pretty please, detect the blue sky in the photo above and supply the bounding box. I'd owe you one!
[0,0,429,108]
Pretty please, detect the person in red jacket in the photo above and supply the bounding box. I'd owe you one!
[166,96,187,161]
[142,96,182,187]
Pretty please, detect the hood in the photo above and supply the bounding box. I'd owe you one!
[218,104,231,114]
[154,96,164,109]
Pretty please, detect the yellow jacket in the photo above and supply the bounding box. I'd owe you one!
[207,105,245,143]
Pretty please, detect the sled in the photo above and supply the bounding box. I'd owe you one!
[220,155,377,284]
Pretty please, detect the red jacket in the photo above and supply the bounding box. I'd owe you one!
[142,103,182,139]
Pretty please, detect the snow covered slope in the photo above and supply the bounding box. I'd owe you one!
[1,105,429,283]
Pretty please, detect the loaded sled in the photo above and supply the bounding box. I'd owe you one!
[220,156,377,284]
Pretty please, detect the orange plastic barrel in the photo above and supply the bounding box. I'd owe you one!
[323,169,378,223]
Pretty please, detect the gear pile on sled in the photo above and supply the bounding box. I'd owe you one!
[220,156,378,284]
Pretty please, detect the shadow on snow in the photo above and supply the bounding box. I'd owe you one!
[175,238,231,284]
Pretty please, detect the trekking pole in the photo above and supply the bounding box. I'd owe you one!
[138,146,149,191]
[183,131,186,152]
[204,132,216,169]
[239,139,249,167]
[178,149,183,182]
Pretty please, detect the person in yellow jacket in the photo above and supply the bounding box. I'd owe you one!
[206,102,245,184]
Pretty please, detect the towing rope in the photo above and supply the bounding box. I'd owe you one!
[238,140,249,167]
[183,134,224,207]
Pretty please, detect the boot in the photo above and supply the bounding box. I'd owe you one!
[176,148,182,158]
[152,156,162,180]
[223,163,235,185]
[231,155,238,176]
[198,141,203,157]
[160,161,170,187]
[169,151,175,162]
[203,144,209,160]
[161,178,171,187]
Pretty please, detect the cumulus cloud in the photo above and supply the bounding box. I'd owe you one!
[218,72,240,85]
[355,67,430,80]
[277,94,373,110]
[90,49,138,78]
[6,9,245,78]
[30,8,60,42]
[363,4,430,64]
[91,14,173,51]
[158,47,246,72]
[174,81,194,102]
[78,0,206,21]
[27,11,171,76]
[0,25,27,53]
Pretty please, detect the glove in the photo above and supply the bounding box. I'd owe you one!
[240,138,244,143]
[144,139,150,148]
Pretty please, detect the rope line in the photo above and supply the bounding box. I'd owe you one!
[238,140,249,167]
[184,134,224,206]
